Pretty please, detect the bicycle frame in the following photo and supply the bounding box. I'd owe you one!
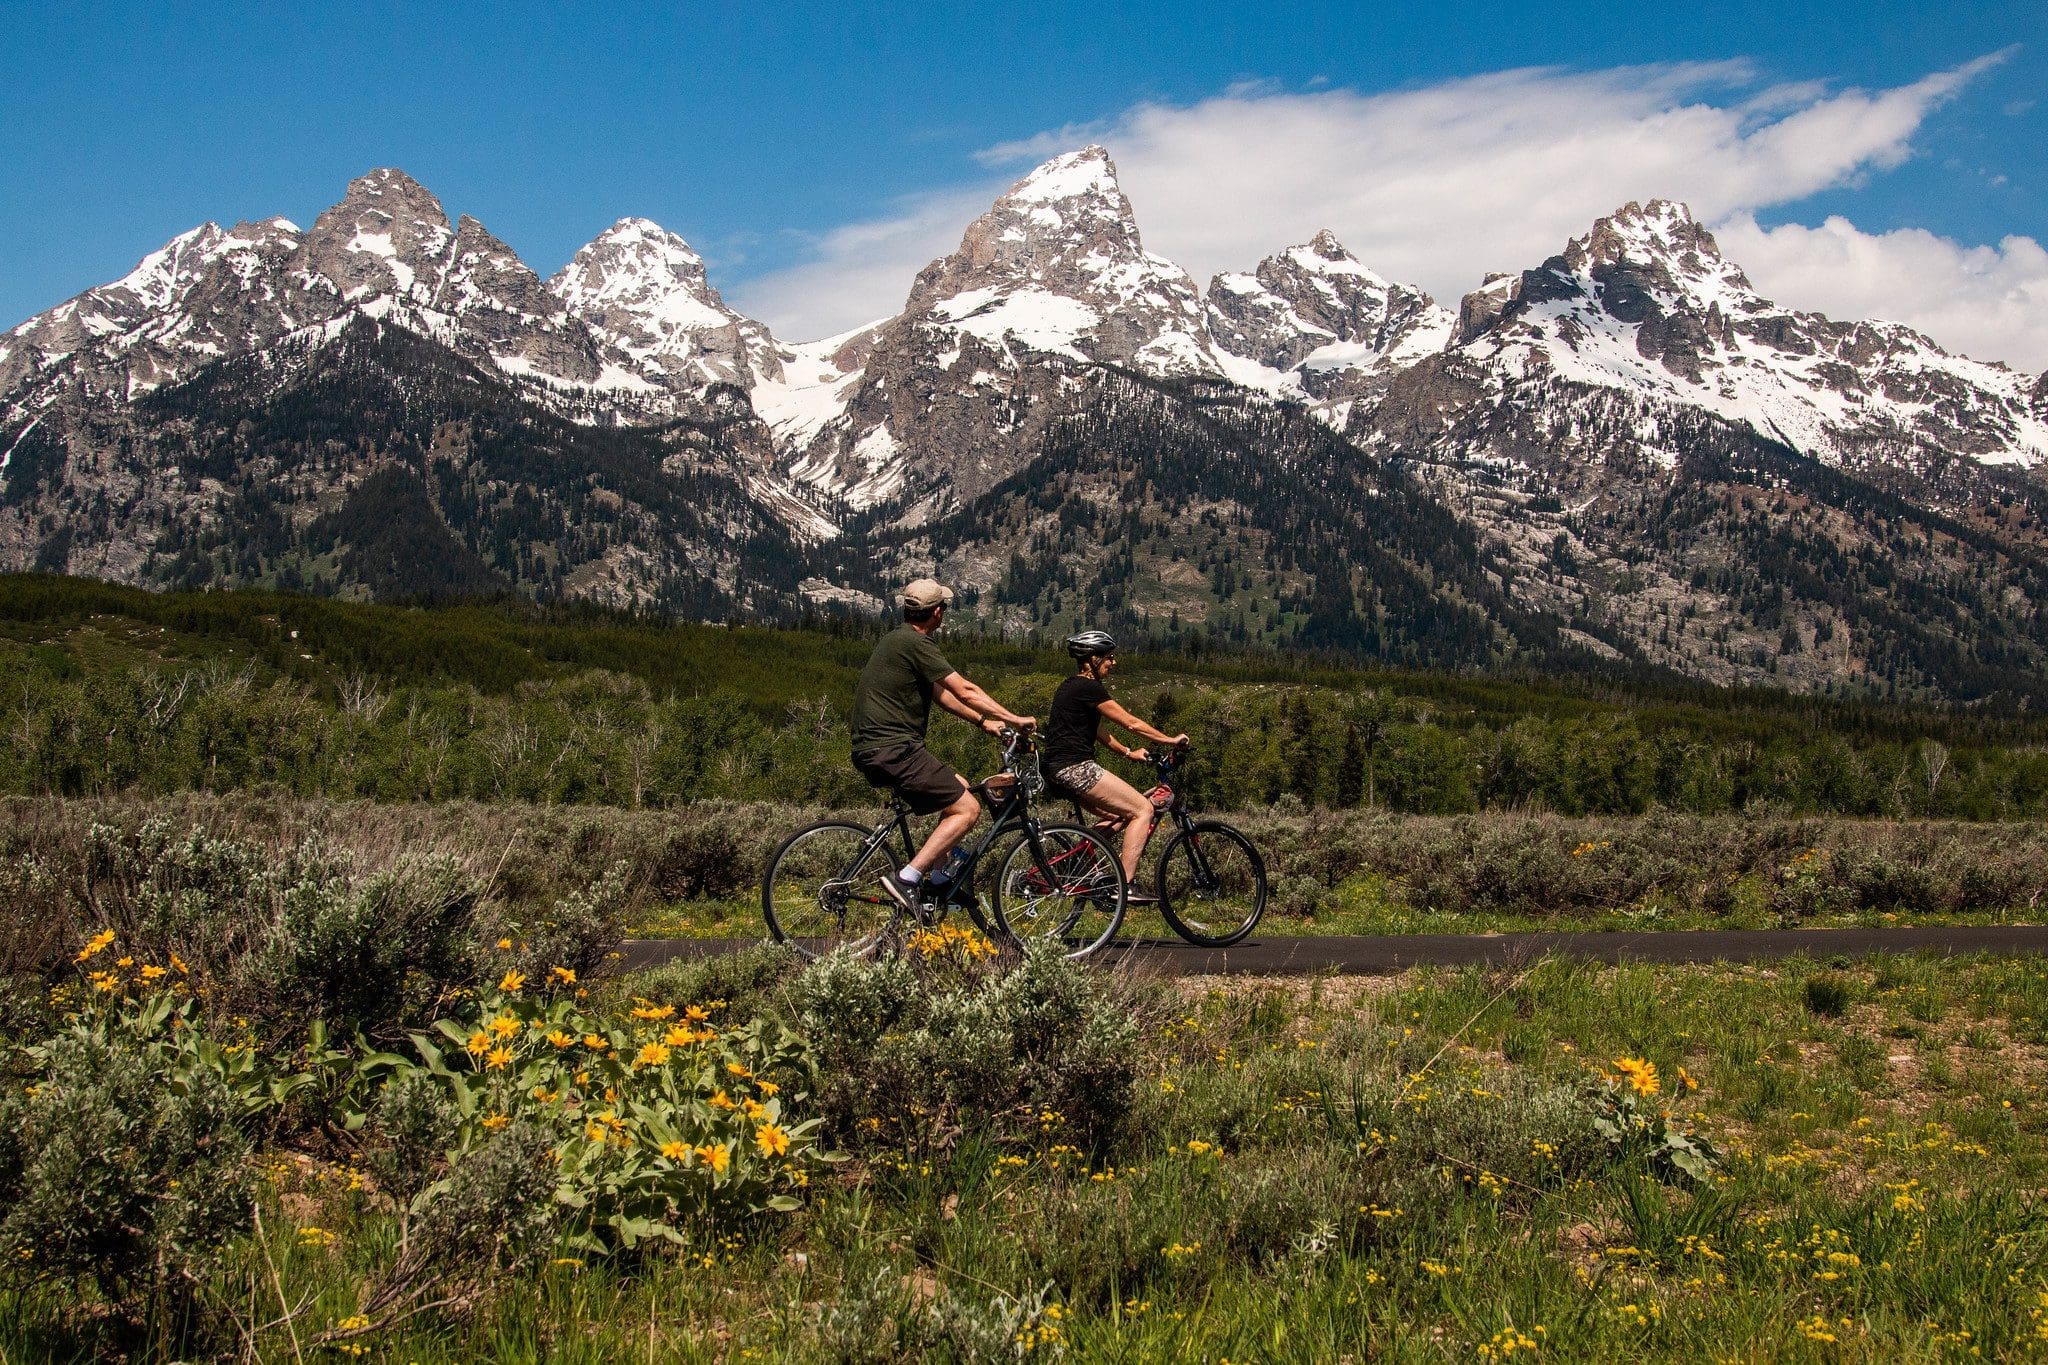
[837,731,1080,923]
[1047,747,1221,885]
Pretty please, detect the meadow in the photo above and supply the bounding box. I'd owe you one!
[3,577,2046,1359]
[3,897,2043,1360]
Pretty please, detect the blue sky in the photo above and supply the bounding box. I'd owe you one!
[4,2,2044,363]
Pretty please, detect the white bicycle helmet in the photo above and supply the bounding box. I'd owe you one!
[1065,629,1117,661]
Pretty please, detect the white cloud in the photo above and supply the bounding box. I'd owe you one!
[1715,214,2048,369]
[726,185,996,346]
[731,52,2040,370]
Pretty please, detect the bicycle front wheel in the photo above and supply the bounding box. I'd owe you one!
[992,822,1127,960]
[1156,821,1267,947]
[762,821,901,959]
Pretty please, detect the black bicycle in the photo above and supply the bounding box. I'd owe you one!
[1059,743,1269,947]
[762,729,1129,960]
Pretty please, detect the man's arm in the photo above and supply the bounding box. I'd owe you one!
[936,672,1035,734]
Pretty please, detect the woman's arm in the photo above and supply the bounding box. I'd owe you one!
[1097,699,1188,754]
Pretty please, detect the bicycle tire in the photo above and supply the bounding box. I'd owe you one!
[991,822,1127,959]
[762,820,903,959]
[1156,821,1266,947]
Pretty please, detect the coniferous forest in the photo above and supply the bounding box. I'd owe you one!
[4,572,2045,818]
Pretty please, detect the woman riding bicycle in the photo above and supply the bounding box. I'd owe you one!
[1043,630,1189,902]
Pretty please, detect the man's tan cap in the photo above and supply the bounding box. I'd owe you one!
[901,578,955,610]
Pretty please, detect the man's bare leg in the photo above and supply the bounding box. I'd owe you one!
[910,784,981,874]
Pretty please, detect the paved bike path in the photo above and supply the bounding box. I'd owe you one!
[614,925,2048,977]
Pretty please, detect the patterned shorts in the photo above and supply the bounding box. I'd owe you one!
[1050,760,1107,795]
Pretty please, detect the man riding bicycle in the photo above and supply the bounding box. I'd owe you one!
[850,578,1037,912]
[1043,630,1189,902]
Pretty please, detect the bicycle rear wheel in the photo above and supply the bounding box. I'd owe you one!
[1156,821,1266,947]
[762,820,902,959]
[991,822,1126,960]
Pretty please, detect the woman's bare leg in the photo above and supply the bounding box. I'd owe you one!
[1075,768,1155,883]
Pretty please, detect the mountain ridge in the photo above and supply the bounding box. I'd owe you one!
[5,151,2048,705]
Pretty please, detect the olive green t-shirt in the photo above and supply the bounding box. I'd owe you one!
[851,626,957,752]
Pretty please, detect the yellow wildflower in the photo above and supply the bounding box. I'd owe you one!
[582,1034,608,1051]
[755,1123,790,1157]
[75,930,116,963]
[499,970,526,994]
[636,1042,672,1068]
[489,1013,520,1038]
[486,1045,514,1070]
[709,1089,737,1111]
[630,1001,675,1021]
[465,1031,491,1057]
[481,1113,511,1130]
[1612,1056,1660,1097]
[549,966,576,985]
[661,1140,691,1161]
[701,1143,731,1173]
[546,1029,574,1049]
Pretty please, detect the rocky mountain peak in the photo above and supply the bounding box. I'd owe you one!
[334,167,450,220]
[895,144,1213,377]
[1565,199,1751,292]
[551,218,713,302]
[906,144,1152,308]
[550,216,779,391]
[1305,228,1348,257]
[1206,231,1451,388]
[301,168,457,305]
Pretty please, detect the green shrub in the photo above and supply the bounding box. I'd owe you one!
[337,1122,564,1335]
[1804,973,1854,1017]
[787,940,1142,1158]
[619,941,799,1022]
[82,818,477,1044]
[0,955,319,1320]
[0,1032,253,1317]
[479,860,631,986]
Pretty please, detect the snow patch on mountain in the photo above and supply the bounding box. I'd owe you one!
[1455,200,2048,469]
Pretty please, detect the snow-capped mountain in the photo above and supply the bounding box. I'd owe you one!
[1437,199,2048,472]
[0,170,785,436]
[9,156,2048,703]
[548,217,783,393]
[1205,230,1454,416]
[771,146,1238,517]
[0,215,318,409]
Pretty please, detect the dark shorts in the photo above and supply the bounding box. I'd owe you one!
[852,742,970,816]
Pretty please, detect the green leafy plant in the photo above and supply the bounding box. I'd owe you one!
[1591,1055,1719,1182]
[0,931,324,1322]
[352,970,826,1254]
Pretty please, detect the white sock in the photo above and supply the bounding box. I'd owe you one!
[898,866,924,885]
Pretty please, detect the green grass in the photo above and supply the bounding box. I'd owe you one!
[10,951,2045,1360]
[625,883,2043,940]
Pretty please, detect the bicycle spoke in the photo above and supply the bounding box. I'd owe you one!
[1156,823,1266,948]
[763,822,901,959]
[993,823,1125,959]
